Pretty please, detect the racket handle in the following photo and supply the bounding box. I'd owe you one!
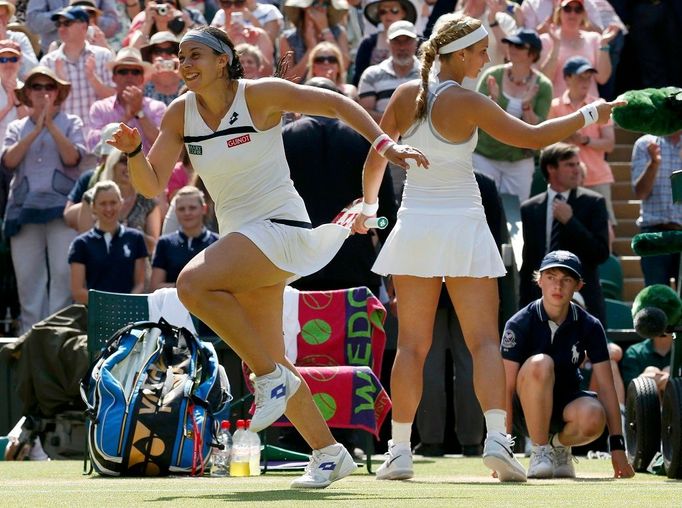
[364,217,389,229]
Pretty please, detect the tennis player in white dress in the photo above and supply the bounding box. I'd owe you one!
[107,26,428,489]
[352,12,625,482]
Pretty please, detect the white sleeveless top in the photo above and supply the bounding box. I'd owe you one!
[400,80,486,221]
[183,80,309,236]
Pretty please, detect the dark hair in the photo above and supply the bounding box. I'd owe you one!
[539,142,580,180]
[192,25,244,80]
[528,46,541,63]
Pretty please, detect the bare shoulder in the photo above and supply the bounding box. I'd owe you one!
[160,95,186,137]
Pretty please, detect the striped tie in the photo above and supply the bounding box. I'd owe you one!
[549,194,564,252]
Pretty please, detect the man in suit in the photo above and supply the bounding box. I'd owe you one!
[519,142,610,326]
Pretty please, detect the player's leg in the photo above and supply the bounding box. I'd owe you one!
[376,275,441,480]
[445,276,526,482]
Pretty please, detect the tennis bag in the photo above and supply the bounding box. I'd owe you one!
[80,319,231,476]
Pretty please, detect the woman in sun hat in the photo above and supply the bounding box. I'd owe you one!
[2,65,85,334]
[0,39,27,140]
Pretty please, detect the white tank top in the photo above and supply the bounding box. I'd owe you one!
[183,80,309,235]
[400,80,485,219]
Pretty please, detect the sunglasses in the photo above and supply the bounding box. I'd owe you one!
[0,56,19,63]
[29,82,58,91]
[378,7,401,16]
[219,0,246,5]
[313,55,338,64]
[561,4,584,14]
[54,19,81,28]
[151,46,177,55]
[115,68,143,76]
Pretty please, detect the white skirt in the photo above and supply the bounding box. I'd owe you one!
[238,219,349,277]
[372,212,506,278]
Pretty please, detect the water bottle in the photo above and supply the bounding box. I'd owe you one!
[230,419,250,476]
[246,419,261,476]
[211,420,232,477]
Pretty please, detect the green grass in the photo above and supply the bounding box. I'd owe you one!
[0,456,678,507]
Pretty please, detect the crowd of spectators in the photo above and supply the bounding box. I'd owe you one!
[0,0,681,460]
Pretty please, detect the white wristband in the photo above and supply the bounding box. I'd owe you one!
[372,133,395,156]
[361,200,379,216]
[371,133,391,150]
[579,104,598,127]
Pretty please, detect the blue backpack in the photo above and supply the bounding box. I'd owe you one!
[80,319,231,476]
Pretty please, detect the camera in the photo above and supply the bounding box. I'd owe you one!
[230,11,244,26]
[159,59,176,71]
[156,4,168,16]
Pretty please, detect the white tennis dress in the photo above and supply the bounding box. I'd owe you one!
[183,80,348,276]
[372,80,506,278]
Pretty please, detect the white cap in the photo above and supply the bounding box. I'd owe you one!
[387,20,417,40]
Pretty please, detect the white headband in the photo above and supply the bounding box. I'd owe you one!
[438,25,489,54]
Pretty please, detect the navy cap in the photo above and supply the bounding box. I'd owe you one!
[502,29,542,52]
[563,56,597,77]
[540,250,583,280]
[51,6,90,22]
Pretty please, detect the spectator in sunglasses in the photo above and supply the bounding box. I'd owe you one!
[140,31,183,105]
[0,40,28,143]
[538,0,617,98]
[280,0,350,83]
[26,0,120,54]
[39,6,115,138]
[210,0,274,75]
[68,0,111,50]
[124,0,205,48]
[87,47,166,154]
[210,0,284,44]
[2,66,86,334]
[0,0,38,80]
[306,41,356,100]
[352,0,415,87]
[235,42,268,78]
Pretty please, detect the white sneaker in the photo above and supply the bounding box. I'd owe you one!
[527,444,554,479]
[482,433,527,482]
[290,444,357,488]
[376,440,413,480]
[552,445,576,478]
[249,364,301,433]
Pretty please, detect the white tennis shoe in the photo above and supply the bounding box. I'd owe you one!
[376,440,413,480]
[249,363,301,433]
[290,444,357,488]
[528,444,554,479]
[552,445,577,478]
[482,432,527,482]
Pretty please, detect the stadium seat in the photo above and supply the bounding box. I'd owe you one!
[242,286,392,473]
[599,254,624,300]
[605,298,633,330]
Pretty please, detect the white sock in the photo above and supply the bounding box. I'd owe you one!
[391,420,412,445]
[319,443,341,455]
[551,433,566,448]
[484,409,507,435]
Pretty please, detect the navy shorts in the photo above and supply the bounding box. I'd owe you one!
[512,388,597,437]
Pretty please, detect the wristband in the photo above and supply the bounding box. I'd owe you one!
[127,142,143,158]
[608,434,625,451]
[361,200,379,216]
[372,133,395,156]
[578,104,598,127]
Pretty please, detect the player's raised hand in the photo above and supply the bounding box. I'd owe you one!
[107,123,142,154]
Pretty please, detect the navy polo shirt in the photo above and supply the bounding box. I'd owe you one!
[501,300,610,391]
[68,225,148,293]
[151,228,219,283]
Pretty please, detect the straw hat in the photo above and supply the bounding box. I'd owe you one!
[0,0,16,17]
[0,39,22,56]
[364,0,416,26]
[15,65,71,107]
[107,47,153,80]
[283,0,349,28]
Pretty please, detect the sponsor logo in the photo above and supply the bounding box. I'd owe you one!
[228,112,239,125]
[188,144,202,155]
[271,384,285,399]
[123,244,131,258]
[227,134,251,148]
[501,329,516,349]
[571,344,580,364]
[319,461,336,471]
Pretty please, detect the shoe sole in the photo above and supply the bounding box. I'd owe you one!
[527,470,554,479]
[376,469,414,480]
[290,454,357,489]
[249,367,302,433]
[483,455,528,482]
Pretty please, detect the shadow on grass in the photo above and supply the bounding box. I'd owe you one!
[150,490,476,502]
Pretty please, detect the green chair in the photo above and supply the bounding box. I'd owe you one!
[605,298,633,330]
[599,254,624,301]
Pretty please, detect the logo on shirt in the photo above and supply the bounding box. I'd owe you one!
[228,112,239,125]
[571,344,580,364]
[188,144,203,155]
[123,244,131,258]
[501,329,516,350]
[227,134,251,148]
